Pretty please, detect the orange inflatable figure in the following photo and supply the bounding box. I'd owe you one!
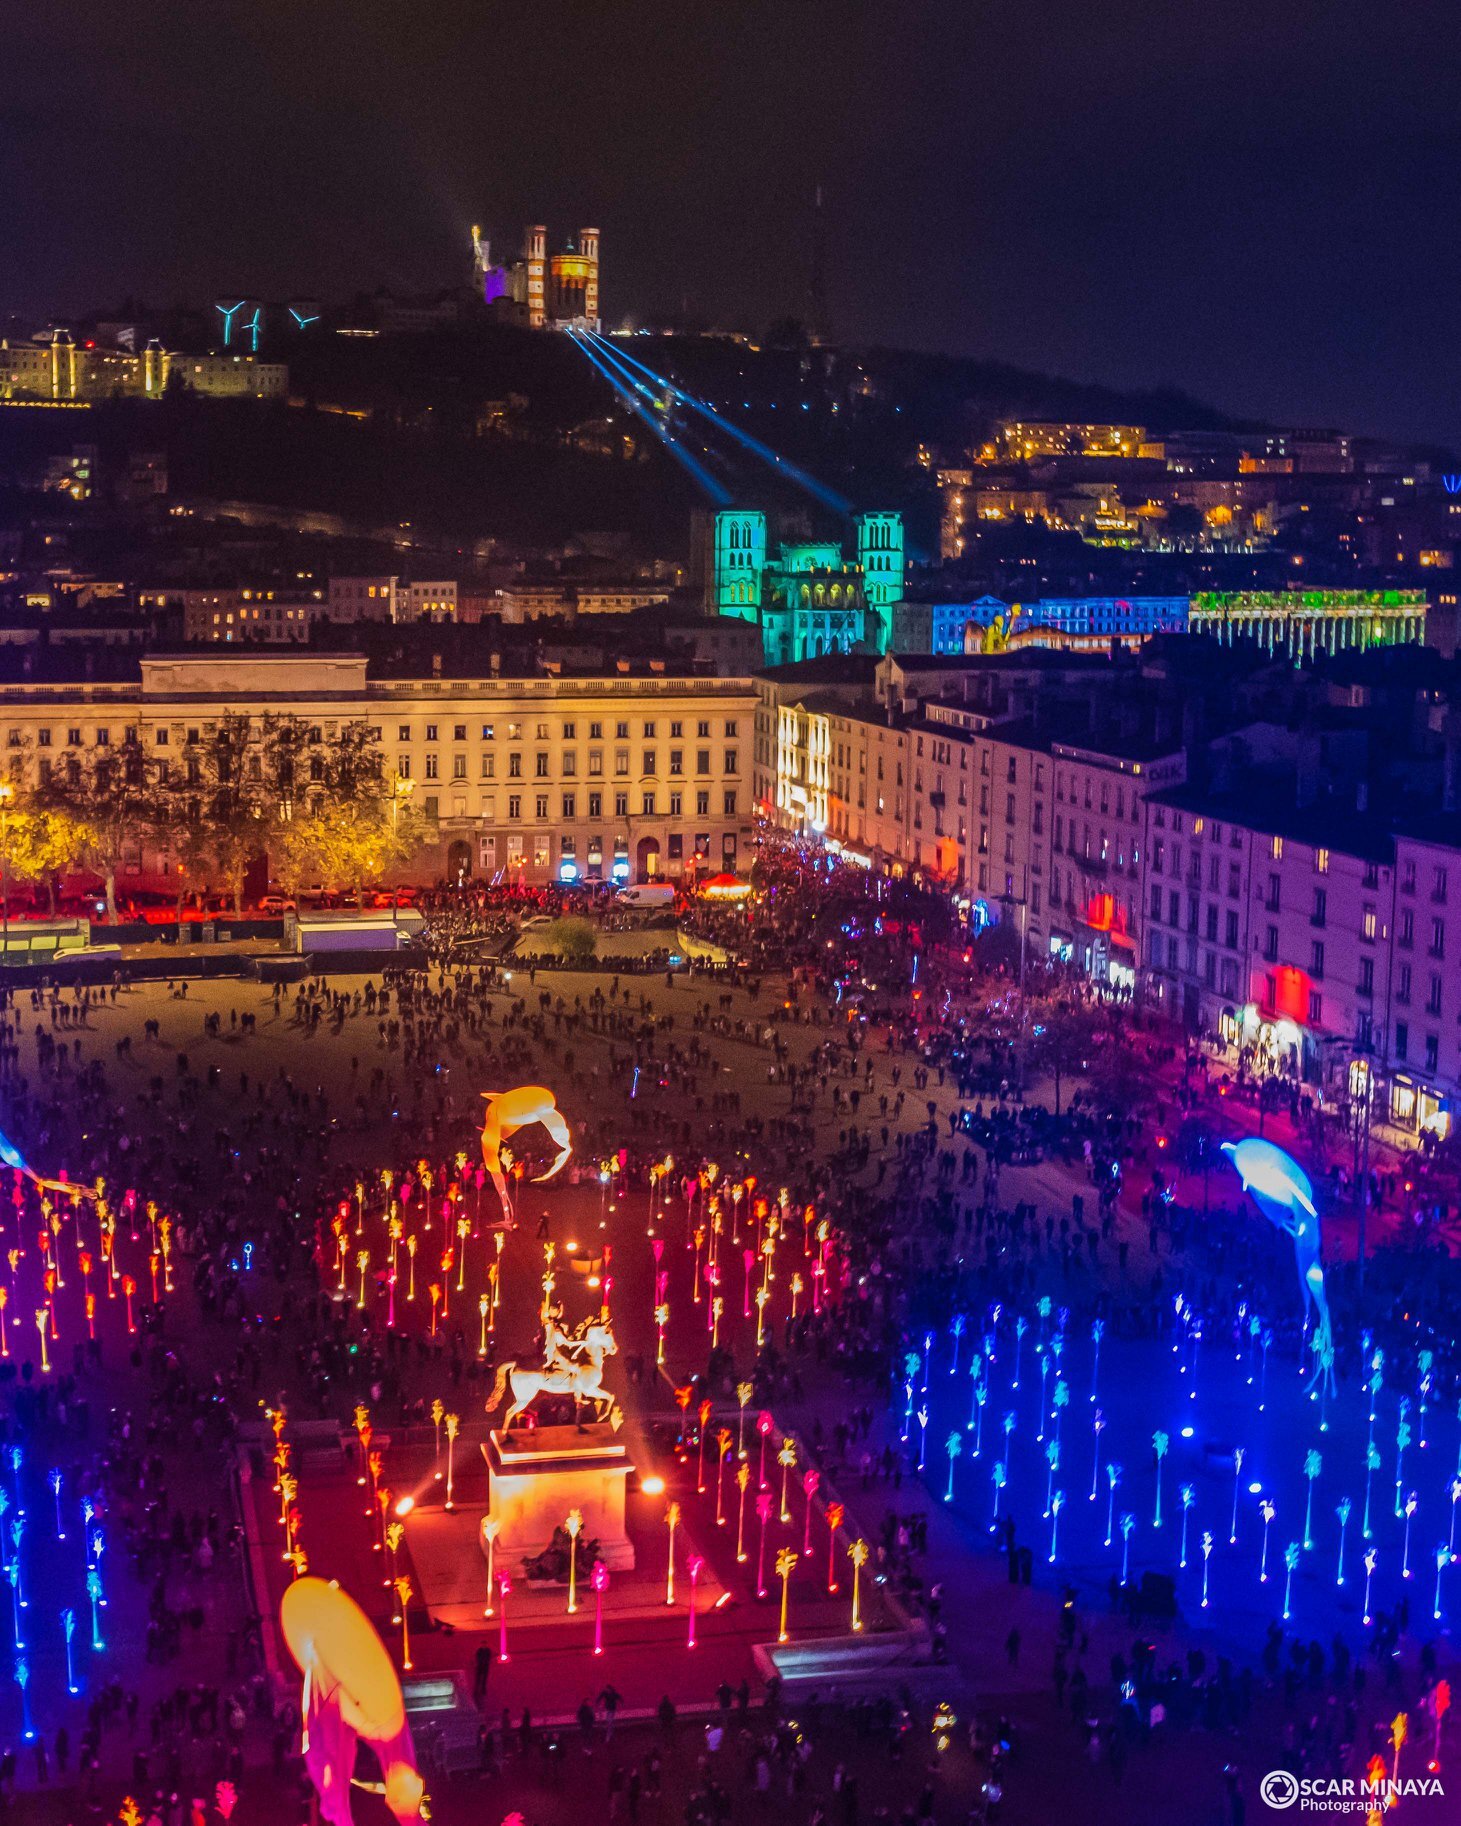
[480,1086,573,1230]
[279,1576,424,1825]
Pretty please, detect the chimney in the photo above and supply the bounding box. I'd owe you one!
[489,651,500,675]
[431,652,442,677]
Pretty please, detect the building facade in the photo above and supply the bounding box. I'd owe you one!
[326,577,400,623]
[759,649,1461,1136]
[705,509,905,662]
[1,336,287,402]
[181,589,317,643]
[1188,590,1427,654]
[477,224,601,332]
[0,655,755,890]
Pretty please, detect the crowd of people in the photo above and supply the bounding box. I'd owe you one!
[0,841,1454,1824]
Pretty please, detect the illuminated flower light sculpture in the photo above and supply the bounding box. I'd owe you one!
[279,1576,424,1825]
[1221,1139,1335,1398]
[0,1127,93,1202]
[479,1087,573,1231]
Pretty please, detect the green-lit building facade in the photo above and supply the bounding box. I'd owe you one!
[704,508,905,664]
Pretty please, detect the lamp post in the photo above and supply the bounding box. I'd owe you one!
[775,1548,797,1643]
[566,1508,582,1615]
[824,1501,845,1593]
[390,776,415,911]
[445,1413,460,1511]
[686,1554,704,1648]
[482,1517,500,1616]
[717,1430,734,1527]
[0,782,13,945]
[665,1502,680,1605]
[778,1438,797,1522]
[591,1560,608,1655]
[394,1577,413,1670]
[849,1539,868,1632]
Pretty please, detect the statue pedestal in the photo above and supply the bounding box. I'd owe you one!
[481,1425,637,1571]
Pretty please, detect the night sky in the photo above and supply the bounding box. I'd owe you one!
[5,0,1459,443]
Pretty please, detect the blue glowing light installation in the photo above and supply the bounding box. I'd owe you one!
[1222,1138,1335,1395]
[214,301,246,348]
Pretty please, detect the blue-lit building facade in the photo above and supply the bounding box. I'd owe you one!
[1030,596,1191,639]
[887,591,1428,658]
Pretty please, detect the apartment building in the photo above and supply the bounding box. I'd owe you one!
[1136,785,1461,1137]
[1386,823,1461,1135]
[1142,789,1390,1068]
[758,640,1461,1133]
[754,660,913,869]
[181,588,316,643]
[397,581,458,624]
[1,338,287,403]
[0,653,755,888]
[326,577,400,623]
[953,719,1183,990]
[321,578,460,626]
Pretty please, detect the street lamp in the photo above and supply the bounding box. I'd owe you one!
[1334,1040,1378,1297]
[0,782,13,946]
[391,776,415,912]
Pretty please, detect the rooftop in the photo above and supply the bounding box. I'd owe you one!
[0,647,758,695]
[885,649,1117,673]
[1152,779,1404,864]
[755,655,879,686]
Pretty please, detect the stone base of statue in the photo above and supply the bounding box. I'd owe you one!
[481,1424,637,1571]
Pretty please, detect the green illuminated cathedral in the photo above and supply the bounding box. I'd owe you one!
[704,508,904,664]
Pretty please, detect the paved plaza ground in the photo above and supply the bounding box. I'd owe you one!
[0,953,1454,1826]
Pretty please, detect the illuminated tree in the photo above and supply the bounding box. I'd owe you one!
[34,734,161,923]
[0,802,88,917]
[1303,1449,1322,1550]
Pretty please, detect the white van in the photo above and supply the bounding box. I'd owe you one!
[616,883,676,908]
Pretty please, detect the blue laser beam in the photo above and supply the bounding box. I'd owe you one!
[587,331,854,516]
[566,332,731,505]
